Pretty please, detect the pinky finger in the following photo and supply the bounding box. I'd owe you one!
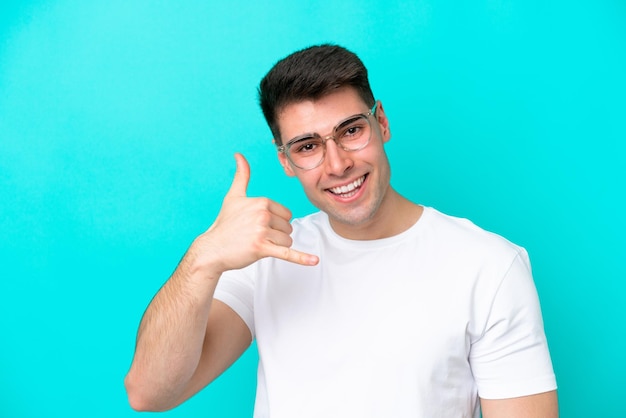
[269,244,319,266]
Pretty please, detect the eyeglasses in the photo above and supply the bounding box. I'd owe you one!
[277,103,378,170]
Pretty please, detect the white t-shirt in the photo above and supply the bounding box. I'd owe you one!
[215,207,556,418]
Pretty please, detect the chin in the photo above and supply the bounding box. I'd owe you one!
[326,204,379,228]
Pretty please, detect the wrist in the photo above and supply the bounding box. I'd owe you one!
[183,234,228,281]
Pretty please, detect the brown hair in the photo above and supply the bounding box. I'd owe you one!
[258,44,375,144]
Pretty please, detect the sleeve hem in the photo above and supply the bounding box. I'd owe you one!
[214,291,255,339]
[478,374,557,399]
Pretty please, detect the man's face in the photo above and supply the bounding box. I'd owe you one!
[276,87,393,238]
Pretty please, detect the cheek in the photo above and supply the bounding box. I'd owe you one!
[369,146,392,183]
[296,173,318,191]
[365,140,389,167]
[294,172,324,202]
[278,154,297,177]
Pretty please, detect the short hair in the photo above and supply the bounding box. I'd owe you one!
[258,44,376,145]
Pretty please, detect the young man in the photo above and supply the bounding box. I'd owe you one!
[125,44,558,417]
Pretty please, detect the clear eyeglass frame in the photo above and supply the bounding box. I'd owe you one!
[277,102,378,170]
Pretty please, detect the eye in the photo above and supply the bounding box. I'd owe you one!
[290,137,323,154]
[345,125,361,136]
[338,118,367,141]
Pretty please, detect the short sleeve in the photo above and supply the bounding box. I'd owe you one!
[470,251,557,399]
[214,265,256,339]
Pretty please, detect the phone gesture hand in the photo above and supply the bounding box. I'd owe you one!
[201,153,319,273]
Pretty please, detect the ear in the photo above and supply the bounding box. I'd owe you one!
[277,149,296,177]
[374,100,391,143]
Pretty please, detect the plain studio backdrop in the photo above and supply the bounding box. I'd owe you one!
[1,1,624,417]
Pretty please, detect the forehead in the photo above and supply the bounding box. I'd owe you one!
[276,87,369,140]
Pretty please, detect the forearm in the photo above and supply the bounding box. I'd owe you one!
[125,245,222,411]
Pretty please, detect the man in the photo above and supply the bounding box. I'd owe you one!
[125,44,558,417]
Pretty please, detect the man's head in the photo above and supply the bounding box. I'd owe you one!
[258,44,376,145]
[258,45,400,239]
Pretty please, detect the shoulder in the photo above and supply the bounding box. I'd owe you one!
[418,207,532,283]
[424,207,525,257]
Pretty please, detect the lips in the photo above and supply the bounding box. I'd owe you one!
[327,175,366,198]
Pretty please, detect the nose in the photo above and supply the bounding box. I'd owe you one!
[323,138,353,176]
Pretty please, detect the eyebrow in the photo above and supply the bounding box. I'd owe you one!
[285,112,368,145]
[335,114,365,130]
[285,133,318,146]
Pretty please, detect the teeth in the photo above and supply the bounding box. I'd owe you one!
[329,176,365,195]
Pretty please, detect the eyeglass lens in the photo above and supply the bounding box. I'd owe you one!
[286,114,371,170]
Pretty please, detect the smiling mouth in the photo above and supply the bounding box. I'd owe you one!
[327,175,367,198]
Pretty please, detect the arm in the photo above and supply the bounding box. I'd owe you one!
[481,390,558,418]
[124,154,318,411]
[473,252,558,417]
[124,264,250,411]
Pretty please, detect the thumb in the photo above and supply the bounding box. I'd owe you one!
[226,153,250,198]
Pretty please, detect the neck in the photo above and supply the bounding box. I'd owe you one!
[329,188,423,240]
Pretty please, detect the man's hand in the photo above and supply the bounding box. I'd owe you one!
[196,153,319,274]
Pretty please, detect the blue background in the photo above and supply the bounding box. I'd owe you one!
[1,1,624,417]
